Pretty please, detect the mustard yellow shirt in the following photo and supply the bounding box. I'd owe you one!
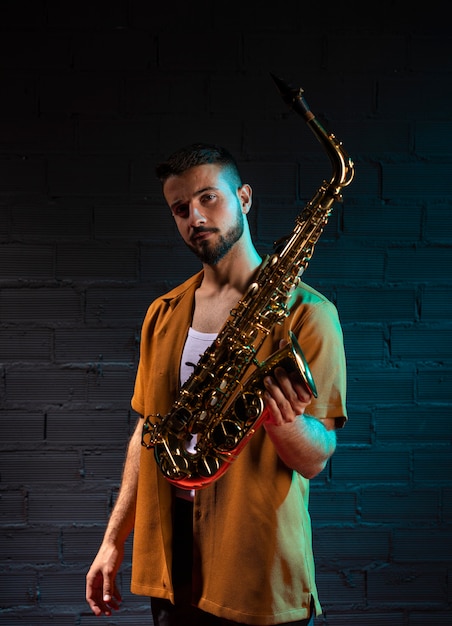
[131,271,347,625]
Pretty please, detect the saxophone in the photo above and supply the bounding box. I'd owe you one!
[142,75,354,489]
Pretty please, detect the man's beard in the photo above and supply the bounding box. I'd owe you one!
[188,208,245,266]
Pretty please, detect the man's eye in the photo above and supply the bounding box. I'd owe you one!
[173,205,188,217]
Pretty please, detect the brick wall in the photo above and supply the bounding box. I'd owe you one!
[1,1,451,624]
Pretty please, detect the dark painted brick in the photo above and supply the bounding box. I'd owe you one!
[386,248,451,282]
[28,492,108,524]
[1,529,59,562]
[424,202,452,240]
[332,448,410,482]
[94,204,176,240]
[339,161,380,199]
[0,489,27,524]
[416,122,452,157]
[304,246,385,283]
[367,566,446,603]
[83,451,127,482]
[375,405,451,443]
[315,528,390,563]
[379,76,452,120]
[85,285,161,324]
[337,287,416,323]
[411,36,452,73]
[46,409,131,444]
[239,160,299,201]
[318,613,405,625]
[39,73,120,116]
[0,410,44,443]
[216,5,305,34]
[442,488,452,522]
[0,31,71,70]
[413,452,452,484]
[79,610,152,625]
[0,157,45,193]
[328,34,406,73]
[0,571,37,606]
[55,328,137,363]
[0,329,52,360]
[346,366,414,405]
[315,570,365,605]
[159,32,241,72]
[309,490,357,523]
[245,34,324,76]
[141,244,202,285]
[157,115,242,160]
[72,30,154,71]
[5,369,88,406]
[38,570,89,605]
[0,0,46,27]
[2,614,75,625]
[130,157,167,197]
[342,327,386,361]
[48,156,129,196]
[46,0,127,28]
[0,244,54,279]
[417,367,452,402]
[343,202,422,240]
[333,120,411,154]
[391,326,452,360]
[123,77,171,117]
[62,527,132,563]
[0,119,74,153]
[0,287,81,322]
[383,163,452,199]
[78,119,158,154]
[87,367,136,406]
[410,615,452,626]
[0,452,81,483]
[56,242,137,280]
[256,198,341,246]
[295,160,359,203]
[336,410,372,445]
[393,529,452,562]
[0,72,37,116]
[9,206,92,241]
[244,117,325,159]
[360,489,440,522]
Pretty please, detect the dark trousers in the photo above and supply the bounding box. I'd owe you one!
[150,498,315,626]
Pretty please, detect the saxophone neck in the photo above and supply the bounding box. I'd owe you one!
[271,73,354,193]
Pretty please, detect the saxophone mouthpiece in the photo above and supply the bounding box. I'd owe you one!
[270,73,314,121]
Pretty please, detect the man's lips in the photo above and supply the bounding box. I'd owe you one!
[190,228,217,243]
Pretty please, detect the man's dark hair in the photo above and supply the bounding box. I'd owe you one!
[155,143,242,188]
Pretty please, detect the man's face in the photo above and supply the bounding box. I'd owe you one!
[162,163,250,265]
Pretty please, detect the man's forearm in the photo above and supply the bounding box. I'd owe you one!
[103,418,142,545]
[264,414,336,479]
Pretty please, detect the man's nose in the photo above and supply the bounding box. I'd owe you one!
[189,204,206,226]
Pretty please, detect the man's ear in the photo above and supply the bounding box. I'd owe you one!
[238,183,252,214]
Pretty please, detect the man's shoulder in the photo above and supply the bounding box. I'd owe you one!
[159,270,204,302]
[293,281,334,308]
[145,270,203,317]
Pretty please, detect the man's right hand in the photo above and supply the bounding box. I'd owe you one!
[85,542,124,616]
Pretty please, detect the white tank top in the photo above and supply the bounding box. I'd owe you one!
[176,327,217,500]
[180,327,218,387]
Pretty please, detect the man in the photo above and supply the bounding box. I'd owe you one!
[86,143,347,625]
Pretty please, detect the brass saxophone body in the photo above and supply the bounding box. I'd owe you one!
[142,75,354,489]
